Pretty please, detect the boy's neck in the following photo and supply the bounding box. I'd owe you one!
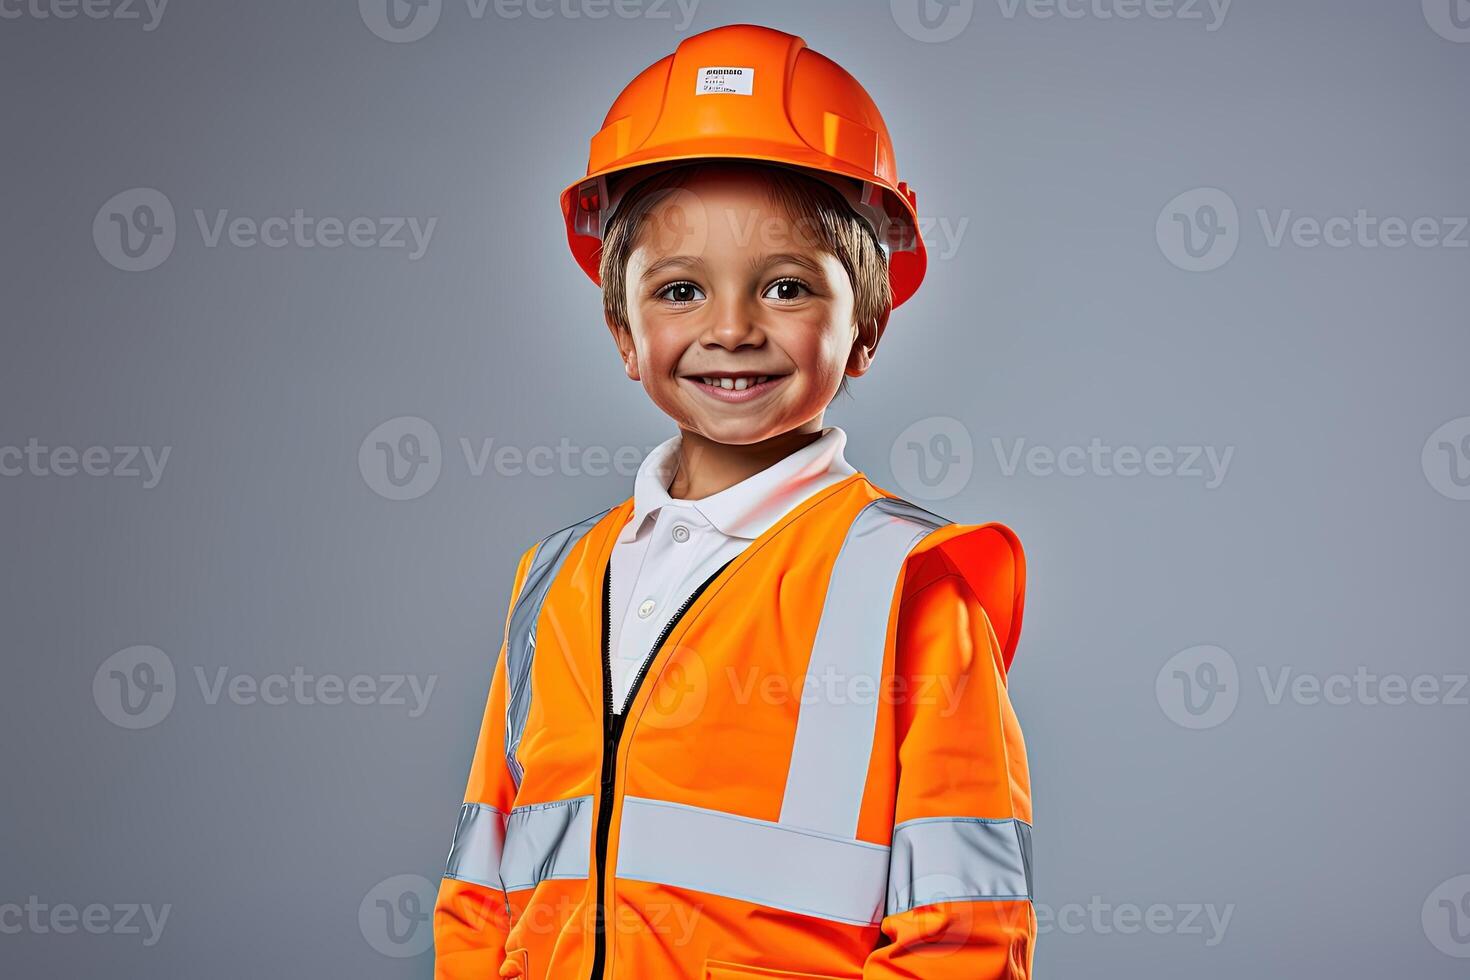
[667,421,827,501]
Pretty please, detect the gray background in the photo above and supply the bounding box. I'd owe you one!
[3,0,1468,976]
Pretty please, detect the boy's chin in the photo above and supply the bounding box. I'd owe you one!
[651,379,824,446]
[678,413,799,448]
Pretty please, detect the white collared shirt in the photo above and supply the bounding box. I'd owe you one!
[608,426,857,713]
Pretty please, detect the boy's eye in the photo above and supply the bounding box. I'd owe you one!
[658,281,704,304]
[763,278,808,302]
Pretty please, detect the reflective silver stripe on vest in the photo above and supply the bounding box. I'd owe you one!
[443,802,507,889]
[616,796,891,926]
[886,816,1034,915]
[504,508,611,788]
[500,795,595,892]
[780,496,952,839]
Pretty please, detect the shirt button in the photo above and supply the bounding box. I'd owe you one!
[637,599,656,618]
[671,524,690,543]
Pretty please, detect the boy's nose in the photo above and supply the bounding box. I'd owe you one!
[702,295,764,348]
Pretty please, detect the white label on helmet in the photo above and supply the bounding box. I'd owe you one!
[695,67,754,96]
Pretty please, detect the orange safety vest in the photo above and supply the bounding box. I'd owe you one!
[434,472,1035,979]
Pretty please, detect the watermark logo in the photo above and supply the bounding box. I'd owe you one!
[94,646,176,730]
[1423,0,1470,42]
[891,416,974,501]
[94,188,176,272]
[623,185,711,261]
[360,416,442,501]
[1157,187,1239,272]
[896,872,991,957]
[359,874,434,957]
[891,0,975,43]
[1156,645,1238,730]
[1424,875,1470,957]
[359,0,442,42]
[639,644,711,731]
[1422,416,1470,501]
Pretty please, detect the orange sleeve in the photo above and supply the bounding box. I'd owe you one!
[863,553,1036,979]
[433,545,536,980]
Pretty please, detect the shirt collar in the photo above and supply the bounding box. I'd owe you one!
[619,426,857,543]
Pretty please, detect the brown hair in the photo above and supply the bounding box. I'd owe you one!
[597,162,891,401]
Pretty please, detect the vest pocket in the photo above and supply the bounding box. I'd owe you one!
[702,957,853,980]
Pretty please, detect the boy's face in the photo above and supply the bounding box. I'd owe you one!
[608,168,883,446]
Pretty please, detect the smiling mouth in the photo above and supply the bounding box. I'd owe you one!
[680,374,788,401]
[689,374,777,390]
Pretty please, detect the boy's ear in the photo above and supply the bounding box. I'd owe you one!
[605,309,641,382]
[845,306,891,379]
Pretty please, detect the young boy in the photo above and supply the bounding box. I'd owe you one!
[433,24,1035,980]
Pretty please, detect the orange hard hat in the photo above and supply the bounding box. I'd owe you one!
[559,23,928,308]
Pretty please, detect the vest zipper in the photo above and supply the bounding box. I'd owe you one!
[588,555,734,980]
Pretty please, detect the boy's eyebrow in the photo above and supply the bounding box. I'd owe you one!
[751,252,826,275]
[639,255,706,282]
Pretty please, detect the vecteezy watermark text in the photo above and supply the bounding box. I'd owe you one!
[1158,187,1468,272]
[890,0,1230,44]
[888,417,1235,501]
[0,439,170,488]
[358,0,701,43]
[1157,645,1469,729]
[93,188,437,272]
[359,416,661,500]
[194,210,436,259]
[994,0,1229,29]
[0,0,167,29]
[93,646,437,729]
[992,437,1233,489]
[195,666,436,717]
[0,897,170,946]
[1036,897,1233,946]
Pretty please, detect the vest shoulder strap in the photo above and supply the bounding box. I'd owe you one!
[503,506,613,788]
[779,494,954,838]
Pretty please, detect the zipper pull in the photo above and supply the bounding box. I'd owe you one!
[601,714,617,788]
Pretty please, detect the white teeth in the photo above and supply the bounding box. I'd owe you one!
[699,375,771,390]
